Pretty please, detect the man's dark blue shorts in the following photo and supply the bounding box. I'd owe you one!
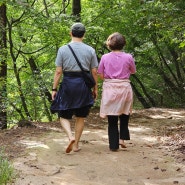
[58,106,91,119]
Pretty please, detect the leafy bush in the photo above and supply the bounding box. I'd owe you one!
[0,149,16,185]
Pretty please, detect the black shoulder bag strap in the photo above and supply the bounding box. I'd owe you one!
[67,44,85,72]
[67,44,95,89]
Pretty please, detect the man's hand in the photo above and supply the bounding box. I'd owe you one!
[52,66,63,101]
[52,91,57,101]
[92,88,98,100]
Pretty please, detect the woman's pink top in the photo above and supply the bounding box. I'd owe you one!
[98,51,136,117]
[98,51,136,79]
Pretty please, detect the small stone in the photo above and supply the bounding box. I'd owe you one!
[154,166,159,170]
[176,168,181,171]
[173,181,179,184]
[161,169,167,172]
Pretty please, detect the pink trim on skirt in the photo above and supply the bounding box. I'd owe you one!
[100,79,133,118]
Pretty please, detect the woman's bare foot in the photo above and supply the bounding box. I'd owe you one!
[119,140,127,148]
[119,143,127,148]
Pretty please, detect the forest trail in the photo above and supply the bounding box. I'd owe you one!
[4,108,185,185]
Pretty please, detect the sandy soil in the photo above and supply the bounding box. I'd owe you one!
[1,108,185,185]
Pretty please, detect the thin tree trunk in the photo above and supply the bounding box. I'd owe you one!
[28,57,52,102]
[28,57,52,121]
[0,4,7,129]
[132,75,156,107]
[7,19,31,120]
[151,36,180,86]
[131,82,151,108]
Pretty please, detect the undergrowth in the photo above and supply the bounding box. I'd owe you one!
[0,148,16,185]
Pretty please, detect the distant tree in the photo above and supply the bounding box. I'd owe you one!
[72,0,81,21]
[0,3,7,129]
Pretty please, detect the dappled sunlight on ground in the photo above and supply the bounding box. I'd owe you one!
[19,140,50,149]
[130,127,152,132]
[0,108,184,185]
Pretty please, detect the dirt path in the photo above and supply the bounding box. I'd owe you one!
[5,109,185,185]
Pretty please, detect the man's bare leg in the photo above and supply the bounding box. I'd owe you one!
[73,117,84,152]
[60,118,75,153]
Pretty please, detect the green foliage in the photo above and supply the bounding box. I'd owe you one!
[0,0,184,124]
[82,0,185,107]
[0,148,16,185]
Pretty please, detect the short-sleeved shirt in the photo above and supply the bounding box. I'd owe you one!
[55,42,98,71]
[98,51,136,79]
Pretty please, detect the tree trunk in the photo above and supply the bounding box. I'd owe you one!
[28,57,52,121]
[7,18,31,120]
[0,4,7,129]
[72,0,81,22]
[131,82,151,108]
[132,75,156,107]
[28,57,52,102]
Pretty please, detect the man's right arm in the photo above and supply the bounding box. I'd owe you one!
[52,66,63,100]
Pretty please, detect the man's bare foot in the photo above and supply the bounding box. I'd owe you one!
[73,148,81,152]
[73,143,81,152]
[66,139,75,153]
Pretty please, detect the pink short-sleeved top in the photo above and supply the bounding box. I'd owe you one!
[98,51,136,79]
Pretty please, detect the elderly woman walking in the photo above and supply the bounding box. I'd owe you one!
[98,32,136,151]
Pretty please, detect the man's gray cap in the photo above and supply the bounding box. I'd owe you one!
[71,23,86,32]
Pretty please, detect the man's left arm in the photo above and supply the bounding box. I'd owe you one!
[91,68,98,100]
